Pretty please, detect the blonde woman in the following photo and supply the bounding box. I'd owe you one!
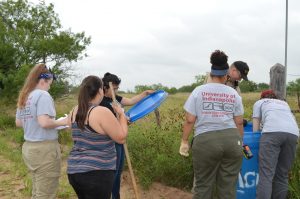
[16,63,68,199]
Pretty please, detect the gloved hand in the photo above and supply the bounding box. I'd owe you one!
[179,139,189,157]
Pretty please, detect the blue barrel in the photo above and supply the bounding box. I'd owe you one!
[236,122,261,199]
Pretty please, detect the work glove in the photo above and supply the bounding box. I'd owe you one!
[179,139,189,157]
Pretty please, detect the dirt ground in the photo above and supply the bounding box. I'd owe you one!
[120,171,192,199]
[0,155,192,199]
[0,155,28,199]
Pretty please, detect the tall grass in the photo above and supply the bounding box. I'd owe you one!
[0,98,77,198]
[288,146,300,199]
[128,92,300,198]
[128,124,193,189]
[0,92,299,198]
[0,128,31,196]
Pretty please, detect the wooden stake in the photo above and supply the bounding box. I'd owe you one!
[154,109,161,128]
[123,142,140,199]
[109,82,140,199]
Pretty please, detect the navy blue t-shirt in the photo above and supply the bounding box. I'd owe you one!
[99,95,123,116]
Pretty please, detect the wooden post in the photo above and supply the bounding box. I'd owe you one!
[270,63,286,100]
[154,109,161,128]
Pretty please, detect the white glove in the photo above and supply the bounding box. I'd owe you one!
[179,140,189,157]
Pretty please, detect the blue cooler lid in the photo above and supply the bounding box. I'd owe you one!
[126,90,168,122]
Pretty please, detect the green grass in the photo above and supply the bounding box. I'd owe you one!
[127,93,300,198]
[0,113,15,129]
[0,128,76,198]
[288,146,300,199]
[0,92,299,198]
[0,128,31,197]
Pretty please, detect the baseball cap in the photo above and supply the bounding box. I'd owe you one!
[233,61,249,81]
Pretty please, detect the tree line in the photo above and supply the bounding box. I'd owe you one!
[134,76,300,95]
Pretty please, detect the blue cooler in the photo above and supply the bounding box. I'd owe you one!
[236,122,261,199]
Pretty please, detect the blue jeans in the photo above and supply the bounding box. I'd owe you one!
[112,143,125,199]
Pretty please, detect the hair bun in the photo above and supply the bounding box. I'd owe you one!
[210,50,228,66]
[104,72,111,77]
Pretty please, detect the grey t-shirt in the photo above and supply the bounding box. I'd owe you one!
[252,98,299,136]
[184,83,244,136]
[16,89,58,141]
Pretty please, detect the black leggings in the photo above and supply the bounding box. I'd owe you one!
[68,170,115,199]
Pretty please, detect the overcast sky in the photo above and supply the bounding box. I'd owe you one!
[30,0,300,91]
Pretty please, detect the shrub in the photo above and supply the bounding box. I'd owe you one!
[128,121,193,190]
[0,114,15,129]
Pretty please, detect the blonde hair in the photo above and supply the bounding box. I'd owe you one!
[17,63,50,108]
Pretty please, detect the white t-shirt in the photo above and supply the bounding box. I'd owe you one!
[252,98,299,136]
[184,83,244,136]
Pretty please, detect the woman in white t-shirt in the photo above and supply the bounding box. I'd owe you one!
[179,50,244,199]
[253,90,299,199]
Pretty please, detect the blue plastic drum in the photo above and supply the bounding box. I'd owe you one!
[236,122,261,199]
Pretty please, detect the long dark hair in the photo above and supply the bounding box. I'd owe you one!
[76,75,103,130]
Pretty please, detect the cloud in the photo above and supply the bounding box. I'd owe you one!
[30,0,300,90]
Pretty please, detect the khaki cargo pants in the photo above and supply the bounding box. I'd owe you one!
[22,140,61,199]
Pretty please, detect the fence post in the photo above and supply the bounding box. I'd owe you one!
[154,109,161,128]
[270,63,286,100]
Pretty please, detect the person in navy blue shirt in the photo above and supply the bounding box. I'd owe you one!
[100,72,154,199]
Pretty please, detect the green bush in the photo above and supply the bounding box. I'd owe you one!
[0,114,15,129]
[128,122,193,190]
